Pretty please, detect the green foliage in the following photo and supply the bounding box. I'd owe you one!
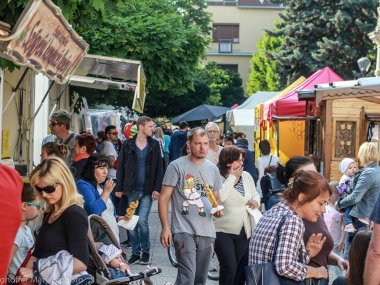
[162,63,244,117]
[72,0,211,116]
[271,0,378,86]
[246,32,281,95]
[0,0,115,71]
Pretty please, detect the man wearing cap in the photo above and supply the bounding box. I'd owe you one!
[42,109,77,164]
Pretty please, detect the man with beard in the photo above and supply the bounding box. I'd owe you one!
[159,127,224,284]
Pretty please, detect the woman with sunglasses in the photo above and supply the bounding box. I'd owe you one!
[76,153,119,241]
[18,157,90,284]
[7,183,40,284]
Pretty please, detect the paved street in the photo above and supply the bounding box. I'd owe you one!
[121,201,339,285]
[120,201,218,285]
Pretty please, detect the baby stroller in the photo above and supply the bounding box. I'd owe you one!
[87,215,161,285]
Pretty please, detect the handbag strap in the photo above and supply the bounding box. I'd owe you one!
[271,214,289,263]
[268,155,273,167]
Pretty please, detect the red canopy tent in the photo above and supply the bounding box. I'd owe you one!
[263,67,343,121]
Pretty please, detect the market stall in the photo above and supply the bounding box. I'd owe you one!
[257,67,343,163]
[299,77,380,180]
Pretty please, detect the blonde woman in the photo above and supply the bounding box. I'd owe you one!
[338,142,380,256]
[19,157,90,284]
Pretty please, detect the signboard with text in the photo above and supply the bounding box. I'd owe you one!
[132,66,147,114]
[4,0,89,84]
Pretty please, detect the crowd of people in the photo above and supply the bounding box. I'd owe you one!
[1,108,380,285]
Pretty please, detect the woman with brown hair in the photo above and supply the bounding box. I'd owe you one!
[215,146,260,285]
[332,230,372,285]
[248,170,330,282]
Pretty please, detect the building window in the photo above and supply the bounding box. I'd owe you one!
[213,24,239,43]
[218,64,239,73]
[219,40,232,53]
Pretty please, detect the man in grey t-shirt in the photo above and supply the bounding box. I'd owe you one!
[159,127,223,285]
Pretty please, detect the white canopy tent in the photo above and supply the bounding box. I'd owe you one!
[227,91,278,150]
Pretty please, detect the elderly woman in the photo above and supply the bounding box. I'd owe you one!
[76,153,119,241]
[19,157,90,284]
[249,170,330,282]
[215,146,260,285]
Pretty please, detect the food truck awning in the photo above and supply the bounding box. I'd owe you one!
[70,54,144,91]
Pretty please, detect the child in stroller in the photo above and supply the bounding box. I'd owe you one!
[87,215,161,285]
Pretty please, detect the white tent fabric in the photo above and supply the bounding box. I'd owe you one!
[227,91,278,151]
[227,91,278,128]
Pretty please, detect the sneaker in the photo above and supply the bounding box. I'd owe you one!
[140,252,150,265]
[344,223,355,233]
[128,254,141,264]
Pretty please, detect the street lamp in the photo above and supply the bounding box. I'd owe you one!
[357,57,371,77]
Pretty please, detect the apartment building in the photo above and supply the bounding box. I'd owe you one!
[205,0,285,92]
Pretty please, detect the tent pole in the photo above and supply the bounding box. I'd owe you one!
[276,120,280,157]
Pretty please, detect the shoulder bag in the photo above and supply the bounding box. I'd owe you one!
[244,215,305,285]
[14,246,37,285]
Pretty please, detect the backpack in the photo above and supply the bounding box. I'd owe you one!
[260,157,285,204]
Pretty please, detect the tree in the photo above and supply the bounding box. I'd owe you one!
[312,0,378,79]
[270,0,378,86]
[150,63,245,118]
[0,0,118,70]
[71,0,211,116]
[246,32,281,95]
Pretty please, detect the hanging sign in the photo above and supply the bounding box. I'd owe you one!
[132,66,147,114]
[4,0,89,84]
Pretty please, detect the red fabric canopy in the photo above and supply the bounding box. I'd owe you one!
[264,67,343,120]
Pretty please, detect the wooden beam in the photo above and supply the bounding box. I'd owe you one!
[361,96,380,104]
[324,100,333,180]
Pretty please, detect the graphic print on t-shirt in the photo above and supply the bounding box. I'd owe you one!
[181,173,212,217]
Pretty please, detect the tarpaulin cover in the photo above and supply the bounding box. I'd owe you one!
[263,67,343,120]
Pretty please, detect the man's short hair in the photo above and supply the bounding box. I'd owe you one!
[179,121,188,129]
[187,127,208,142]
[259,139,271,155]
[105,125,116,134]
[137,116,153,129]
[50,109,71,130]
[205,122,220,132]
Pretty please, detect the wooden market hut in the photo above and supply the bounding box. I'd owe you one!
[298,77,380,181]
[256,67,343,163]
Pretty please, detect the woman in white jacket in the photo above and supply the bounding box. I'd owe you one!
[215,146,261,285]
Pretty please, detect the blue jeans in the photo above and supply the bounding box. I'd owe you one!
[127,191,153,256]
[344,207,353,225]
[265,193,281,211]
[343,218,368,259]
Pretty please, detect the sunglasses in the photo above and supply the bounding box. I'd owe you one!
[35,184,57,194]
[49,121,62,127]
[26,201,41,210]
[108,132,118,135]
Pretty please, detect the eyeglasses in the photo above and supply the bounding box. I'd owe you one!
[26,201,41,210]
[108,132,118,136]
[49,121,62,127]
[35,184,57,194]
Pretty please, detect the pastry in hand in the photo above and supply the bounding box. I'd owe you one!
[204,184,218,208]
[124,200,139,221]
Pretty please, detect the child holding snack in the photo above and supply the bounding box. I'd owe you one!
[338,158,357,233]
[99,244,131,279]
